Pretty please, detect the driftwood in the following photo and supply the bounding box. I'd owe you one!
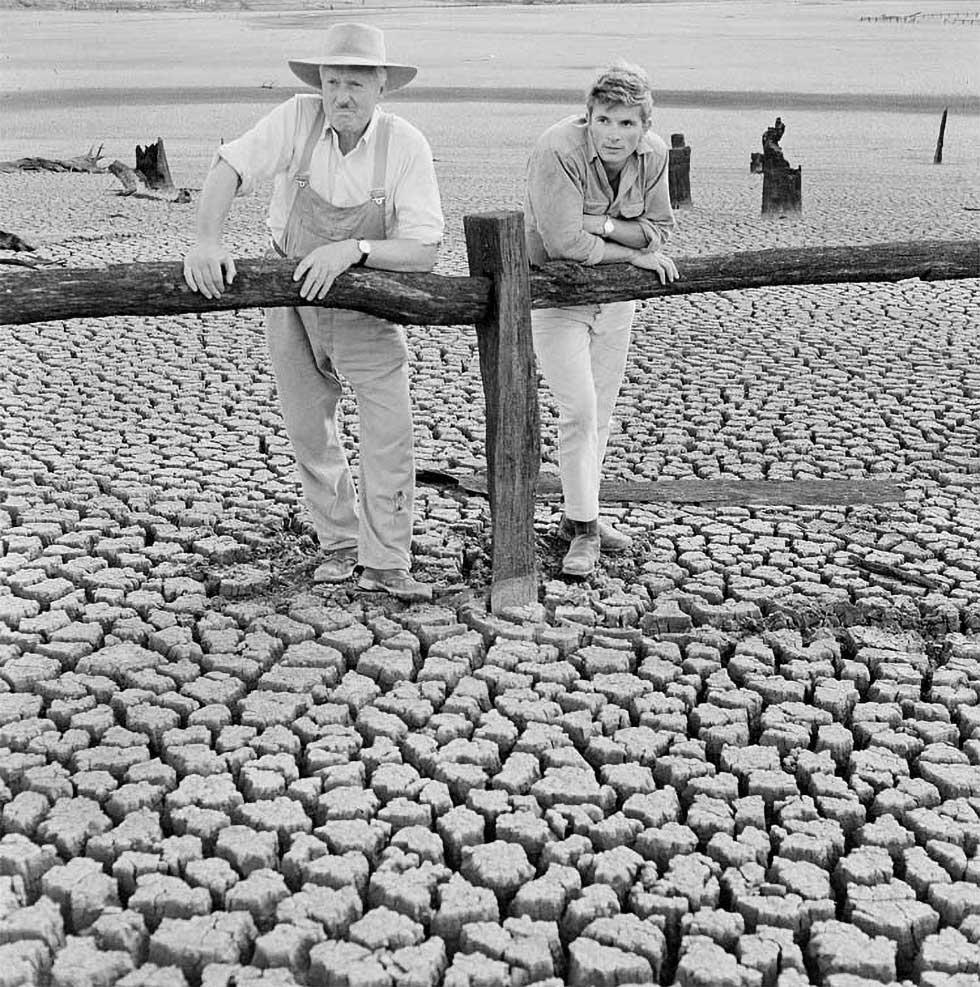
[109,160,141,194]
[0,231,35,252]
[0,256,41,269]
[2,240,978,328]
[0,145,105,174]
[455,474,908,507]
[109,159,192,204]
[849,553,941,590]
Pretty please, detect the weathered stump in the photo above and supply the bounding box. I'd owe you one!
[762,166,802,216]
[463,211,540,613]
[668,133,692,208]
[758,117,801,216]
[135,138,175,191]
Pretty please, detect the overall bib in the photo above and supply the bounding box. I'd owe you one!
[265,107,414,571]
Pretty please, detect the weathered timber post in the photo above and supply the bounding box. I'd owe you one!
[463,211,540,613]
[934,108,948,164]
[668,133,692,208]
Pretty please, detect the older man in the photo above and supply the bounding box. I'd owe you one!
[525,62,678,578]
[184,23,443,601]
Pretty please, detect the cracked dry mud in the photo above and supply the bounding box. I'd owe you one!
[1,104,980,986]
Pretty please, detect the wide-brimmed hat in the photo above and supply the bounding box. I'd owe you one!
[289,23,417,92]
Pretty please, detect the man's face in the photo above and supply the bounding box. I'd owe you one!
[588,101,647,169]
[320,65,384,141]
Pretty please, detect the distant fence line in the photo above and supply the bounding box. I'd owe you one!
[1,216,978,611]
[860,11,980,24]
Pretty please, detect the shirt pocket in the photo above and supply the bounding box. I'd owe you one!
[618,189,645,219]
[583,197,609,215]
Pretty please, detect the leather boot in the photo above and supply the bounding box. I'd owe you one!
[557,514,633,554]
[561,519,601,577]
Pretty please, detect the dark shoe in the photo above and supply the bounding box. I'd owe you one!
[313,547,358,584]
[358,567,433,602]
[560,520,601,577]
[557,514,633,554]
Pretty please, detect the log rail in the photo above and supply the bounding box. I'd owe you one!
[2,225,978,611]
[1,239,977,328]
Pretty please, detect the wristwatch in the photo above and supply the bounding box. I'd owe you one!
[602,217,615,237]
[354,239,372,266]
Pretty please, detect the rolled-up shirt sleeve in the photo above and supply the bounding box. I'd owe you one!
[389,125,444,244]
[214,98,302,197]
[636,144,675,249]
[527,146,605,266]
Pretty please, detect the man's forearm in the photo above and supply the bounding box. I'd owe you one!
[361,238,438,273]
[196,159,240,245]
[604,217,649,250]
[597,240,644,264]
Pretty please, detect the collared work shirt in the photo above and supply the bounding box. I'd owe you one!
[524,114,674,267]
[217,94,444,246]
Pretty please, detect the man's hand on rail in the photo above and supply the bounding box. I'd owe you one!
[631,250,679,285]
[183,244,237,299]
[293,241,361,302]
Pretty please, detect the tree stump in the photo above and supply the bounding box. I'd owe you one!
[135,138,175,191]
[759,117,802,216]
[762,166,802,216]
[668,133,692,208]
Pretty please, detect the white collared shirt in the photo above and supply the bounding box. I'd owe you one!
[217,94,444,245]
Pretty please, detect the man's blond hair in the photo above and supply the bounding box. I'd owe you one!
[586,62,654,128]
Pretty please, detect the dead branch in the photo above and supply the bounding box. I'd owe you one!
[0,144,106,174]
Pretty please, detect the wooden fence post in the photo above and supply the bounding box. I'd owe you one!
[934,108,948,164]
[463,211,540,613]
[668,133,692,208]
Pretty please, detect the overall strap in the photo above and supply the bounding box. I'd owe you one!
[294,105,325,185]
[369,113,391,206]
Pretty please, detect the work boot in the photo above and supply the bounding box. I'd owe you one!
[557,514,633,554]
[560,519,601,578]
[313,546,358,583]
[358,567,433,602]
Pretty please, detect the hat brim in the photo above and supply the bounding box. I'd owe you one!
[288,59,417,92]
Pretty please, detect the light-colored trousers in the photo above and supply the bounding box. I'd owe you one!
[532,300,636,521]
[265,305,414,571]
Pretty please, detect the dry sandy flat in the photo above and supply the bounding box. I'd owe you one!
[2,1,980,200]
[3,0,980,99]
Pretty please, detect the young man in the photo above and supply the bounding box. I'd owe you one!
[525,63,679,578]
[183,24,443,601]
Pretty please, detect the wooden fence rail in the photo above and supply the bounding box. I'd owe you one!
[2,238,977,328]
[1,218,978,610]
